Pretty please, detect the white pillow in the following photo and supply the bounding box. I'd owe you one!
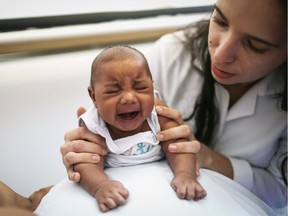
[35,160,275,216]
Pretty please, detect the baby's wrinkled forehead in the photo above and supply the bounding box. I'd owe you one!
[91,46,152,84]
[93,46,143,68]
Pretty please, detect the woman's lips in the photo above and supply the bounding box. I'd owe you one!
[212,64,235,79]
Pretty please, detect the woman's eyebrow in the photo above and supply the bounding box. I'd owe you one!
[247,35,279,48]
[214,5,228,22]
[214,4,279,48]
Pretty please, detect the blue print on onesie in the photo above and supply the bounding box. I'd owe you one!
[128,143,153,156]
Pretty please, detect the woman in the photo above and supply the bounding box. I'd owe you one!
[61,0,287,211]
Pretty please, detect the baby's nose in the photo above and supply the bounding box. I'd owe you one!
[120,91,137,104]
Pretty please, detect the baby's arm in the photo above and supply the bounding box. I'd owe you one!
[156,100,207,200]
[74,155,129,212]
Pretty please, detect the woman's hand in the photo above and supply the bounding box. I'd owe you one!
[155,105,233,178]
[60,107,108,182]
[155,105,202,174]
[155,106,201,154]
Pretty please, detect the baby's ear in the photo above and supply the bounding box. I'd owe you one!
[88,86,97,107]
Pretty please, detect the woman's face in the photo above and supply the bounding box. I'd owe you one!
[208,0,287,87]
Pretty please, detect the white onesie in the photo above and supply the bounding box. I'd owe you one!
[79,106,164,168]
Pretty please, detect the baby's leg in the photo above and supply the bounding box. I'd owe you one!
[0,180,52,211]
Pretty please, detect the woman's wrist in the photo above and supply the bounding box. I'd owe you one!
[198,143,234,179]
[198,143,212,169]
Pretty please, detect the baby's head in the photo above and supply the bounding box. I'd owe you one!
[90,45,152,87]
[88,45,155,136]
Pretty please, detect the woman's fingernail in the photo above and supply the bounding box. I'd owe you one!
[91,155,100,162]
[169,144,177,152]
[156,106,163,113]
[156,133,164,140]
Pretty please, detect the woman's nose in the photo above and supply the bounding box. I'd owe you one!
[214,33,238,64]
[120,91,137,104]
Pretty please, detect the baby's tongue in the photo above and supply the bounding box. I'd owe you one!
[119,111,138,120]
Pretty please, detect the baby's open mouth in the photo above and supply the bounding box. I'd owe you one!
[118,111,139,120]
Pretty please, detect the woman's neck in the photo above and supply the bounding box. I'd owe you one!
[223,81,256,108]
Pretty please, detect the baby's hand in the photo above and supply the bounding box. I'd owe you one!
[171,172,207,200]
[95,180,129,212]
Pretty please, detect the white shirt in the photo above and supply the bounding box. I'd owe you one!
[148,29,287,210]
[79,106,163,168]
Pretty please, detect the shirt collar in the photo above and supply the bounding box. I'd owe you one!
[215,66,285,121]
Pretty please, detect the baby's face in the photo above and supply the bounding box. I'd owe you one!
[90,56,154,136]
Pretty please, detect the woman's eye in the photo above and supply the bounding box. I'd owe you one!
[212,17,228,28]
[245,39,268,54]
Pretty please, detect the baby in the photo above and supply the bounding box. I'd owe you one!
[74,45,206,212]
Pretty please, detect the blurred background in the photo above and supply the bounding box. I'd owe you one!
[0,0,214,197]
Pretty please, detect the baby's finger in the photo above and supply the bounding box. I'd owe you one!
[104,198,118,210]
[194,185,207,200]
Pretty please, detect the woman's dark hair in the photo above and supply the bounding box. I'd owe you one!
[279,62,287,111]
[182,19,287,146]
[182,20,218,146]
[281,154,287,185]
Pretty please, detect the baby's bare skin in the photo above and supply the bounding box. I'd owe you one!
[94,180,129,212]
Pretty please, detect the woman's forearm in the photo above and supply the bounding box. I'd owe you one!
[199,144,234,179]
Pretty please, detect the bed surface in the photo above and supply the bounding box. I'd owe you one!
[35,160,275,216]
